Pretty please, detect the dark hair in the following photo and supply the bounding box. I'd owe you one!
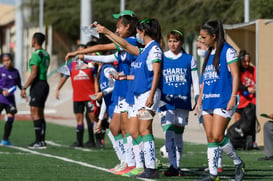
[137,18,163,45]
[78,44,87,49]
[86,41,98,47]
[33,32,45,46]
[1,53,13,60]
[167,30,186,53]
[238,50,250,71]
[118,15,138,37]
[201,20,225,74]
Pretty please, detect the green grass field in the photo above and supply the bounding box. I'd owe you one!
[0,120,272,181]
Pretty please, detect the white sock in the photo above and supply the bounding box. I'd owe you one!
[165,127,177,169]
[133,136,144,168]
[207,142,219,176]
[143,134,156,169]
[175,132,183,169]
[114,134,126,163]
[220,137,241,165]
[124,134,135,167]
[218,147,223,168]
[107,130,122,161]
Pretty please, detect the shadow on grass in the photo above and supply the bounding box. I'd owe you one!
[158,165,273,180]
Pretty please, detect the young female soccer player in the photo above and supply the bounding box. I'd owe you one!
[0,53,23,146]
[95,18,163,178]
[67,11,139,173]
[160,30,200,176]
[195,20,245,181]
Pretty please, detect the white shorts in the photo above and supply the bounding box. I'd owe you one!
[161,109,189,127]
[134,89,161,113]
[128,104,137,118]
[114,97,129,113]
[202,108,235,119]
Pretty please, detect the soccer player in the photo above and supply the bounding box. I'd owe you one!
[56,44,97,148]
[96,18,163,178]
[21,32,50,149]
[195,20,245,181]
[160,30,200,176]
[67,10,138,173]
[0,53,23,146]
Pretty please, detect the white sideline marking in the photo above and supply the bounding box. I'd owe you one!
[46,140,92,152]
[17,109,56,115]
[9,146,155,181]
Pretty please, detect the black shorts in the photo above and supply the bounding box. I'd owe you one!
[0,103,17,114]
[29,80,49,107]
[73,101,95,114]
[235,108,244,114]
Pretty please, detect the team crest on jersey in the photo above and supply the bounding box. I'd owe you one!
[74,70,90,80]
[120,52,127,61]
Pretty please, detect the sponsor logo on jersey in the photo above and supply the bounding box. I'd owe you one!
[74,70,90,80]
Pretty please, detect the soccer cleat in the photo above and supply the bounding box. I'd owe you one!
[178,167,185,176]
[162,165,179,176]
[109,163,122,172]
[1,139,13,146]
[136,168,159,179]
[114,166,135,175]
[70,142,83,148]
[28,142,47,149]
[111,162,127,172]
[122,168,144,177]
[217,167,223,173]
[84,141,96,148]
[235,160,245,181]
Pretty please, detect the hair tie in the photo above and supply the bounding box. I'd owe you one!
[172,30,183,37]
[140,18,151,24]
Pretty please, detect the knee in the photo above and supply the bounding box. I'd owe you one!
[109,124,119,136]
[129,129,139,139]
[139,127,151,137]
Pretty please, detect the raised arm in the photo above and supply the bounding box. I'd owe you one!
[65,43,117,61]
[96,24,140,56]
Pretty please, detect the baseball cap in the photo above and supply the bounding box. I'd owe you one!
[112,10,135,19]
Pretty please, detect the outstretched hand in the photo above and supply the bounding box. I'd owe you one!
[96,24,110,35]
[65,52,77,61]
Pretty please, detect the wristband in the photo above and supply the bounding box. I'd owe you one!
[22,87,27,90]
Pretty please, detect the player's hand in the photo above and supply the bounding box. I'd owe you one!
[2,90,9,96]
[95,92,103,101]
[145,95,154,108]
[227,96,236,111]
[20,89,28,102]
[94,120,102,133]
[56,90,60,100]
[65,52,77,61]
[96,24,110,34]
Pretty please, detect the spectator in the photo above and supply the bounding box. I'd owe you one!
[56,44,97,148]
[234,50,256,122]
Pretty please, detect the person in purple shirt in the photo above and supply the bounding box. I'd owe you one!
[0,53,23,146]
